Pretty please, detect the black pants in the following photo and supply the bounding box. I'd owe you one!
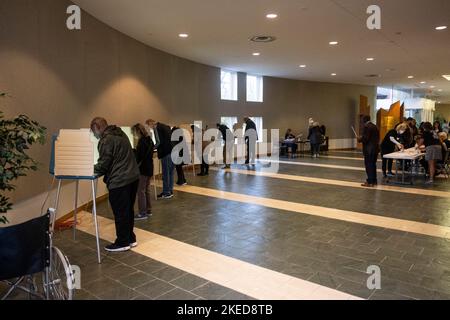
[176,165,186,185]
[200,160,209,175]
[381,154,393,176]
[311,143,320,155]
[364,153,378,184]
[108,180,139,246]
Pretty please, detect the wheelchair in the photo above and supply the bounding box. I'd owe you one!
[0,208,75,300]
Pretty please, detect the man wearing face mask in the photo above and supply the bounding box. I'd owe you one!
[380,123,406,178]
[90,117,140,252]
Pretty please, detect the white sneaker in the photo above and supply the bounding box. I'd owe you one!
[130,242,138,248]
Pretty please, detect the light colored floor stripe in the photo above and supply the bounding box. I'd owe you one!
[259,158,382,173]
[210,167,450,198]
[320,155,381,162]
[173,185,450,240]
[76,212,360,300]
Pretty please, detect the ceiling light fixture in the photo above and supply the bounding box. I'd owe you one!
[178,33,189,38]
[408,76,414,79]
[252,52,261,56]
[430,85,436,89]
[299,65,306,68]
[438,89,443,92]
[420,81,426,84]
[329,41,339,45]
[366,57,375,61]
[331,73,337,76]
[443,75,450,81]
[436,26,447,30]
[266,13,278,19]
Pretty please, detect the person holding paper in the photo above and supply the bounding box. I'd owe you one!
[380,123,407,178]
[91,117,140,252]
[357,115,380,187]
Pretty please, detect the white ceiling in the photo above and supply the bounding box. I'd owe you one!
[73,0,450,103]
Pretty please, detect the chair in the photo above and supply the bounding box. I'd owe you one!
[0,211,74,300]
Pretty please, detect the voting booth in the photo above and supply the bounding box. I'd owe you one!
[51,129,102,263]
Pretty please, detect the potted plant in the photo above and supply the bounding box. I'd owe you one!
[1,92,47,224]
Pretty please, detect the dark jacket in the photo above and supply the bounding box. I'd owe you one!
[217,124,232,141]
[245,119,258,140]
[423,130,440,147]
[94,125,140,190]
[308,126,323,145]
[398,127,414,148]
[155,122,173,159]
[360,122,380,155]
[134,136,154,177]
[381,129,398,154]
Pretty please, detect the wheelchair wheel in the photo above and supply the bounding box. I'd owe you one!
[43,247,74,300]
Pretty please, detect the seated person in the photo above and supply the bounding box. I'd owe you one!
[283,129,298,154]
[438,132,449,163]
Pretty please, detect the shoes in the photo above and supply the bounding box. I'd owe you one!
[361,182,375,187]
[177,181,188,186]
[425,179,434,185]
[130,242,138,248]
[387,172,395,177]
[104,243,131,252]
[157,193,174,199]
[134,213,149,221]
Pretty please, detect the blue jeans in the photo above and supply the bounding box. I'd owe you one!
[161,154,175,195]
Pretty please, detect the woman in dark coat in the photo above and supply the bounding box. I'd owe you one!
[308,122,323,158]
[132,123,155,220]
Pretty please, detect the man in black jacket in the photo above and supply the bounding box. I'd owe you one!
[91,117,140,252]
[358,115,380,187]
[146,119,175,199]
[244,117,258,164]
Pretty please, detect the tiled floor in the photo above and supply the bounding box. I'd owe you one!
[3,150,450,300]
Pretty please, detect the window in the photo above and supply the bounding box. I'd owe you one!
[243,117,264,142]
[221,70,238,101]
[246,75,263,102]
[220,117,238,131]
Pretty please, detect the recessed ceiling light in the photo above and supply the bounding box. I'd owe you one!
[299,65,306,68]
[252,52,261,56]
[443,75,450,81]
[331,73,337,76]
[266,13,278,19]
[366,57,375,61]
[430,85,436,89]
[178,33,189,38]
[329,41,339,45]
[438,89,443,92]
[408,76,414,79]
[420,81,426,84]
[436,26,447,30]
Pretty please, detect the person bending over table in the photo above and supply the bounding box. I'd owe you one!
[381,123,406,179]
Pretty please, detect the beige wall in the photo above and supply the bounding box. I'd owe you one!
[0,0,376,203]
[435,104,450,121]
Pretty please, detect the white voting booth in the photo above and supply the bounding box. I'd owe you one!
[53,128,134,264]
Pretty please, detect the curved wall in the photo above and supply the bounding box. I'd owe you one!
[0,0,376,204]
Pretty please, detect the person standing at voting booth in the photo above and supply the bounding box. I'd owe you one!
[132,123,155,221]
[146,119,175,199]
[358,115,380,187]
[244,117,258,165]
[90,117,140,252]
